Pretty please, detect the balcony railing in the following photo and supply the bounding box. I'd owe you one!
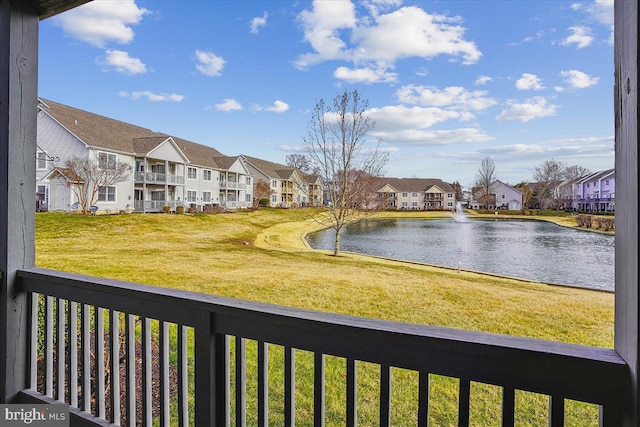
[133,200,181,212]
[135,171,185,185]
[220,181,246,190]
[16,268,628,427]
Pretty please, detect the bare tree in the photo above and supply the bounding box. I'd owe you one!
[285,154,312,173]
[564,164,591,180]
[533,159,567,212]
[64,155,132,214]
[474,157,496,209]
[304,89,388,256]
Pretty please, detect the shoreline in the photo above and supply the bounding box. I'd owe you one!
[255,209,614,294]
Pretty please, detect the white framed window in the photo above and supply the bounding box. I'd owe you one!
[412,192,418,197]
[98,152,117,169]
[203,170,212,181]
[271,194,277,203]
[402,201,408,207]
[187,191,197,202]
[36,152,47,170]
[246,194,252,203]
[202,191,212,203]
[187,167,197,180]
[98,186,116,202]
[447,193,454,198]
[411,201,418,207]
[402,192,408,197]
[271,180,278,188]
[151,191,164,201]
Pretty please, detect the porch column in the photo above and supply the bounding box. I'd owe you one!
[0,0,38,402]
[614,0,640,425]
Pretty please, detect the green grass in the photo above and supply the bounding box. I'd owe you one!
[35,209,614,425]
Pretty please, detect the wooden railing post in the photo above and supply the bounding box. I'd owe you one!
[0,0,38,404]
[614,0,640,425]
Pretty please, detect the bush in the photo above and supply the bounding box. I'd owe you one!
[176,205,185,214]
[594,217,615,231]
[187,206,194,214]
[162,205,170,214]
[576,214,593,228]
[259,198,270,207]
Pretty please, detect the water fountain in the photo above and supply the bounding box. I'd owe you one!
[452,201,468,222]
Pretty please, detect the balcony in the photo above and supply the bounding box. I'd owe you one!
[135,171,185,185]
[17,268,628,426]
[2,1,639,427]
[133,200,181,212]
[220,181,246,190]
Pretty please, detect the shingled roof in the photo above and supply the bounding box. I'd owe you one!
[377,177,455,193]
[38,98,229,169]
[242,155,297,180]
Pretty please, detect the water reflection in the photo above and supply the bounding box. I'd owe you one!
[306,219,614,291]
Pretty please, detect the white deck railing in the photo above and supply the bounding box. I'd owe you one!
[17,268,628,427]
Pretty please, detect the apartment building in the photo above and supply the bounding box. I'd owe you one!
[36,99,252,213]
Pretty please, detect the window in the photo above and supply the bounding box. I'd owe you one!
[246,194,252,203]
[411,201,418,207]
[203,170,212,181]
[502,194,505,199]
[247,177,252,185]
[202,191,212,203]
[36,152,47,170]
[98,152,117,169]
[271,194,277,203]
[402,201,408,207]
[98,186,116,202]
[187,191,197,202]
[187,167,197,180]
[402,192,408,197]
[151,191,164,201]
[271,180,278,188]
[412,192,418,197]
[606,179,610,185]
[447,193,454,198]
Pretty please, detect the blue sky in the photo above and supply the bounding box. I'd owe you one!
[38,0,614,188]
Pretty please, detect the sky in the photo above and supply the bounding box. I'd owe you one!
[38,0,615,188]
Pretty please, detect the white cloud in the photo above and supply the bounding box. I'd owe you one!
[496,97,558,122]
[250,12,268,34]
[515,73,544,90]
[195,50,226,76]
[587,0,613,26]
[295,3,481,72]
[560,69,599,89]
[119,91,184,102]
[333,66,398,83]
[395,85,497,111]
[561,26,594,49]
[372,127,493,146]
[255,100,290,113]
[211,99,242,112]
[51,0,148,48]
[475,75,492,86]
[100,50,146,74]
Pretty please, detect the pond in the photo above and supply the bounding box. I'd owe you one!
[305,218,615,291]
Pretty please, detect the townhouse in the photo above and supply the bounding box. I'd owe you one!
[469,180,523,211]
[374,178,457,210]
[572,168,615,212]
[240,155,322,207]
[36,99,252,213]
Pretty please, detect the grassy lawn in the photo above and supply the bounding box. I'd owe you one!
[35,209,614,425]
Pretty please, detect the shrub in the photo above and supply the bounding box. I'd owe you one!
[187,206,194,214]
[259,198,270,207]
[576,214,593,228]
[162,205,170,214]
[594,217,615,231]
[176,205,185,214]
